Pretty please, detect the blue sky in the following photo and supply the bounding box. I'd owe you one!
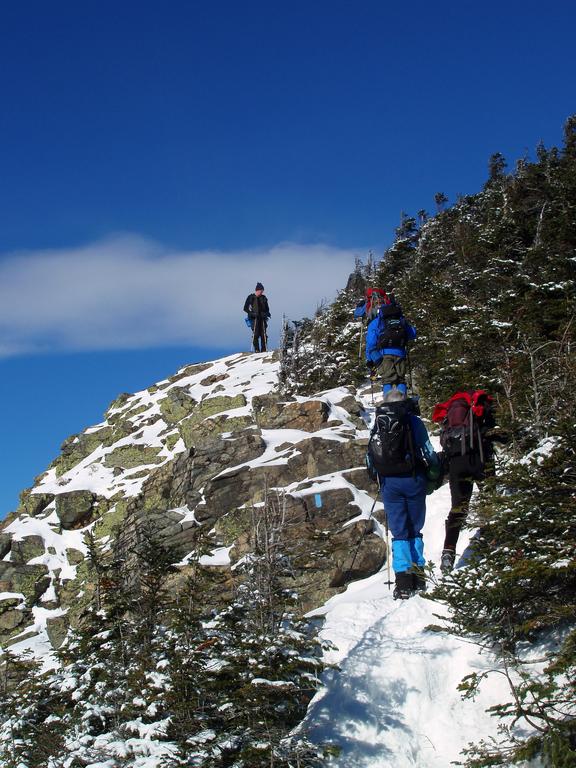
[1,0,575,517]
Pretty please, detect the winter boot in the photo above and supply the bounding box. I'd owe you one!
[411,568,427,592]
[440,548,456,574]
[393,571,414,600]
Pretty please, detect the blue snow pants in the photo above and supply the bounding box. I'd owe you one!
[380,473,427,573]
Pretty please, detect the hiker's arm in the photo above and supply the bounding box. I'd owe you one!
[365,319,383,364]
[412,417,439,469]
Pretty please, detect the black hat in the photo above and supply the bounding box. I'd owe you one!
[255,282,264,291]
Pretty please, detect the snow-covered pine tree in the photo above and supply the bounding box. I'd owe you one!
[432,421,576,766]
[191,489,328,767]
[281,284,367,395]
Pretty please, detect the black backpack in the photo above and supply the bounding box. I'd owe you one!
[368,399,417,477]
[376,304,408,349]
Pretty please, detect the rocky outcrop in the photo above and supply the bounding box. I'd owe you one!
[0,562,50,618]
[0,533,11,560]
[0,353,382,651]
[103,444,163,470]
[252,393,330,431]
[159,387,197,423]
[55,490,97,529]
[10,535,45,564]
[46,615,69,649]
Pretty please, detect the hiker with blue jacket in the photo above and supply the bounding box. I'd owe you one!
[365,299,416,395]
[367,389,441,599]
[244,282,271,352]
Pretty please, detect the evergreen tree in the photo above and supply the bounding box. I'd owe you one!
[432,424,576,766]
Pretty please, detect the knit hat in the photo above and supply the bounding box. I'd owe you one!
[255,282,264,291]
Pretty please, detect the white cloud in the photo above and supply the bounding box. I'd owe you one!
[0,235,361,356]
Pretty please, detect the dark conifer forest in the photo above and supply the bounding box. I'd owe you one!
[282,115,576,765]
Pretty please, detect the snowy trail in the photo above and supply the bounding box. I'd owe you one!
[305,387,510,767]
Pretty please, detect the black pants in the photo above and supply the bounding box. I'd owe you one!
[252,317,268,352]
[443,453,487,550]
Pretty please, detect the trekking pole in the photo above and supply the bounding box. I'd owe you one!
[337,489,381,584]
[384,507,393,590]
[374,476,393,590]
[369,362,380,405]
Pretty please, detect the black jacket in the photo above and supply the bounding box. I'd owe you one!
[244,293,270,318]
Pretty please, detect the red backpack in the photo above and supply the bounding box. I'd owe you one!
[432,390,493,460]
[366,288,390,319]
[354,288,391,321]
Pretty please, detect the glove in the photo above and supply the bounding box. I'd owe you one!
[366,361,378,381]
[426,462,441,482]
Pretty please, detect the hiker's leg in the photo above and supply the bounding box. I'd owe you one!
[409,536,425,569]
[253,318,262,352]
[393,357,407,388]
[404,475,427,567]
[391,539,412,573]
[379,356,396,394]
[444,457,474,550]
[381,477,410,539]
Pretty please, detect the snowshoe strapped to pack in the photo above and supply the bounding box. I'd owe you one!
[368,398,418,477]
[432,390,492,459]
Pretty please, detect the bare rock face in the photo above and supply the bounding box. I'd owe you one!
[55,490,97,529]
[17,490,55,518]
[46,615,69,649]
[0,533,11,560]
[0,608,26,633]
[10,535,45,564]
[0,563,51,635]
[158,387,198,424]
[103,444,163,469]
[252,394,330,431]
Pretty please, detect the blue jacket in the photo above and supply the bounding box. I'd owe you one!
[365,311,416,364]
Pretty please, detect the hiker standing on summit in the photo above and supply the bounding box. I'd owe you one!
[365,298,416,395]
[244,282,271,352]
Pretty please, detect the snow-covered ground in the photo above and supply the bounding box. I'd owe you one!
[304,387,514,767]
[305,488,514,767]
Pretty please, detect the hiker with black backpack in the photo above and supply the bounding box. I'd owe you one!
[365,298,416,395]
[432,389,498,574]
[366,389,441,600]
[244,282,271,352]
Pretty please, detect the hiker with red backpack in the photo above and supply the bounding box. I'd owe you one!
[244,282,271,352]
[432,389,497,573]
[365,297,416,395]
[366,389,441,600]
